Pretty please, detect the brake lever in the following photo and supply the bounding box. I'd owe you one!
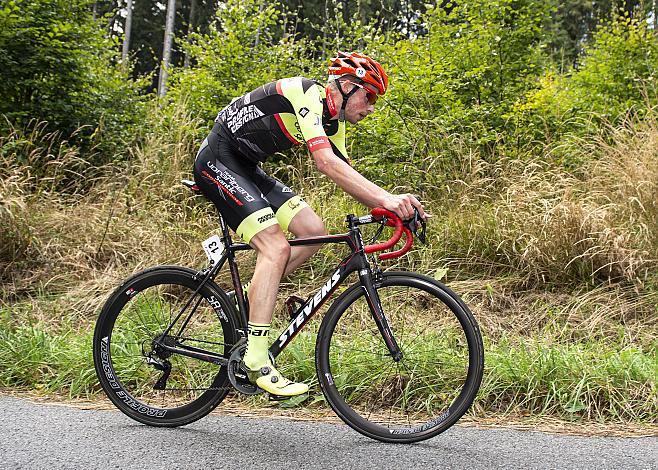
[405,208,427,244]
[417,218,427,244]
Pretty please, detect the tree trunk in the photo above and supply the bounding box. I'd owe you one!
[158,0,177,97]
[254,1,265,47]
[184,0,197,69]
[92,2,98,20]
[121,0,133,62]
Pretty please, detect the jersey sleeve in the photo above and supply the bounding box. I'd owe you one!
[279,78,332,153]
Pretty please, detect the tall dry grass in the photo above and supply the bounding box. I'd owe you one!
[436,121,657,287]
[423,112,658,348]
[2,107,658,328]
[0,106,211,322]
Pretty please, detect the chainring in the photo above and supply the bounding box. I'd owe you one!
[227,339,275,396]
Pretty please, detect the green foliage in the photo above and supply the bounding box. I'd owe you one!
[0,0,148,163]
[161,0,658,198]
[347,0,553,191]
[570,16,658,117]
[0,320,97,396]
[512,15,658,162]
[480,337,657,421]
[1,307,655,422]
[169,0,317,126]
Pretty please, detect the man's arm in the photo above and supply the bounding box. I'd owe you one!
[312,147,427,220]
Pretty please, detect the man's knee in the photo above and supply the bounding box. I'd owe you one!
[251,225,291,264]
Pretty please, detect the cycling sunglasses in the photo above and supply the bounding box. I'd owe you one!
[347,81,379,105]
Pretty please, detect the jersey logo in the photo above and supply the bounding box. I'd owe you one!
[224,104,264,133]
[355,67,366,78]
[299,107,309,117]
[257,212,276,224]
[281,186,292,193]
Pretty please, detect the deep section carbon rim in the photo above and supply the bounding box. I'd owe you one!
[317,274,483,442]
[93,269,236,426]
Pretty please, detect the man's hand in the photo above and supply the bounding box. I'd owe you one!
[382,193,430,221]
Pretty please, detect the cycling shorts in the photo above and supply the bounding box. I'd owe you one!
[193,131,308,244]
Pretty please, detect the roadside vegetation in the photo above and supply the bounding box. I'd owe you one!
[1,0,656,426]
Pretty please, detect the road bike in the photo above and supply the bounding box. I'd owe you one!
[92,180,484,443]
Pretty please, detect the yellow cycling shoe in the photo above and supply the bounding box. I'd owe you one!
[246,363,309,397]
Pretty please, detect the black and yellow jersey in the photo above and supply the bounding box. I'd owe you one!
[213,77,348,164]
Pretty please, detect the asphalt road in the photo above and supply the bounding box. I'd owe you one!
[0,396,656,469]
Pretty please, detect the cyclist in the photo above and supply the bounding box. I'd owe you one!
[193,51,427,397]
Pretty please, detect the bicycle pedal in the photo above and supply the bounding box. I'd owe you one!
[285,295,306,319]
[267,393,288,401]
[268,392,309,403]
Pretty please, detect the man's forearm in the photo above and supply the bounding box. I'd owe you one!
[314,153,390,208]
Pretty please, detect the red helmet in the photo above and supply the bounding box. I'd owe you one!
[328,51,389,95]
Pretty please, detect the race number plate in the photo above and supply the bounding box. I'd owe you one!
[202,235,224,265]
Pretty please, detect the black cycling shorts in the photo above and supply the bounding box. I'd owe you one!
[193,131,308,243]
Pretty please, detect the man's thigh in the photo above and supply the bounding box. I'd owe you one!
[193,149,278,244]
[252,167,311,233]
[287,206,326,238]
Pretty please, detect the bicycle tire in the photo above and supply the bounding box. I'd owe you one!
[316,271,484,443]
[93,265,240,427]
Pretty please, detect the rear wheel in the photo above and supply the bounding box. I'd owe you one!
[93,266,240,427]
[316,272,484,443]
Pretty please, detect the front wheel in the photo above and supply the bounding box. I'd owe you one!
[316,272,484,443]
[92,266,240,427]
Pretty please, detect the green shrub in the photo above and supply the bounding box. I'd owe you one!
[0,0,148,167]
[511,15,658,165]
[347,0,554,192]
[169,0,317,127]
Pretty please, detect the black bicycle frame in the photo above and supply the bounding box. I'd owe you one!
[156,213,403,365]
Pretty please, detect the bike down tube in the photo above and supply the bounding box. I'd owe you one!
[270,211,405,360]
[270,215,403,359]
[269,245,360,358]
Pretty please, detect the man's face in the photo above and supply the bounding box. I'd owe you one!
[342,81,378,124]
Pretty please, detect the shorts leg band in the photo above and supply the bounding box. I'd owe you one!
[275,195,309,232]
[236,207,279,244]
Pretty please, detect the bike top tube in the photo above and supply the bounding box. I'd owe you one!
[182,178,419,260]
[224,209,417,261]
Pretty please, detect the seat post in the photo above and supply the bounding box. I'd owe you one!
[217,209,233,243]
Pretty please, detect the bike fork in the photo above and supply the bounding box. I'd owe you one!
[359,268,403,361]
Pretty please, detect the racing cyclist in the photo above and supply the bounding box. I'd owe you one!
[192,51,428,397]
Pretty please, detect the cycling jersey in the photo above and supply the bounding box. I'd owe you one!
[194,77,346,244]
[213,77,349,165]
